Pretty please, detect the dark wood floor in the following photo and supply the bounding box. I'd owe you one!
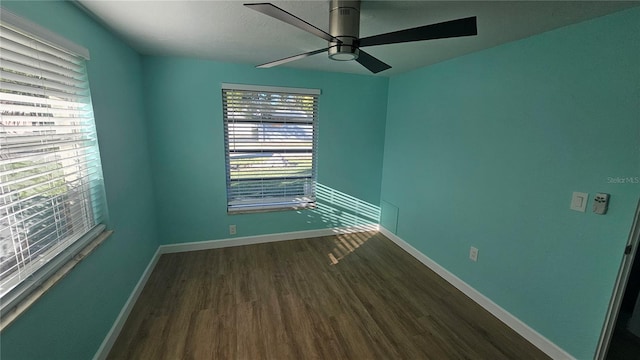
[108,231,549,359]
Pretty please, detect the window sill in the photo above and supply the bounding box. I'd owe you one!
[228,203,317,215]
[0,229,114,331]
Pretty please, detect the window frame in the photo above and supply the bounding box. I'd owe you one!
[221,83,320,214]
[0,8,109,328]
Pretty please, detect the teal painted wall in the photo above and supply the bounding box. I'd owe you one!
[0,1,159,359]
[380,8,640,359]
[143,58,388,244]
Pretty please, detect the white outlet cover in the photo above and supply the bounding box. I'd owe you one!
[469,247,479,262]
[570,192,588,212]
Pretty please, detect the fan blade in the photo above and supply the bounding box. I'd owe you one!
[257,48,329,68]
[356,50,391,74]
[244,3,339,43]
[359,16,477,47]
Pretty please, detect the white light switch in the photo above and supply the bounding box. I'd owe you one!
[570,192,588,212]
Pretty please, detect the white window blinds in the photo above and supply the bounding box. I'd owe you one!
[0,18,105,299]
[222,83,319,213]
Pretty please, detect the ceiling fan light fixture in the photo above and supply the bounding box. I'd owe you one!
[329,51,358,61]
[328,43,359,61]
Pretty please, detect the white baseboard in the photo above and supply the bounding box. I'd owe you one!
[93,225,376,359]
[93,248,161,360]
[378,227,574,360]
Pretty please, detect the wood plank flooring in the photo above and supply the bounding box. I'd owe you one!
[107,231,550,359]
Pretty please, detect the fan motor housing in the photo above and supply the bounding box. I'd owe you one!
[328,0,360,61]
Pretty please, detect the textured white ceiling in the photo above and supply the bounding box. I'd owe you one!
[76,1,640,76]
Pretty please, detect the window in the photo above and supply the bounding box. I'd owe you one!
[0,12,106,306]
[222,83,319,213]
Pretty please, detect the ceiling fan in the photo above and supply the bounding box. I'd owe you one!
[245,0,478,74]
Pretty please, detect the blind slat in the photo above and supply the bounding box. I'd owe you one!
[0,91,87,109]
[0,192,98,241]
[1,70,87,96]
[0,145,99,168]
[0,46,85,80]
[1,58,86,88]
[0,25,85,64]
[0,33,84,72]
[0,115,90,125]
[1,102,90,117]
[0,81,85,102]
[0,182,104,225]
[0,154,101,189]
[0,167,102,211]
[0,148,99,178]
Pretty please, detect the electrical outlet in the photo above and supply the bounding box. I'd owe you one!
[570,192,588,212]
[229,225,236,235]
[469,247,479,262]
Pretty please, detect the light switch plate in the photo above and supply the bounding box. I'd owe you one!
[570,192,588,212]
[593,193,610,215]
